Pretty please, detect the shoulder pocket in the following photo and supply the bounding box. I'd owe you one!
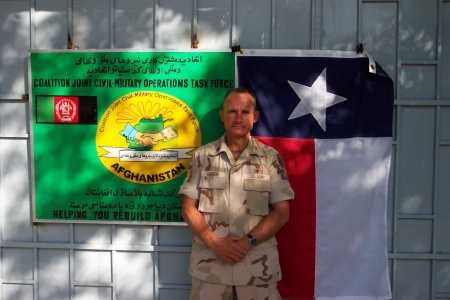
[244,178,270,216]
[198,171,225,213]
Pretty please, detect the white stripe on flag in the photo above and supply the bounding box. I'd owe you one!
[315,137,392,299]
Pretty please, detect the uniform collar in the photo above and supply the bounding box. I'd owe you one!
[209,135,261,159]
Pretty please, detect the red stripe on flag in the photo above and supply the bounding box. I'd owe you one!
[256,136,316,300]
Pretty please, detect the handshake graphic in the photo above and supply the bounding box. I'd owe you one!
[120,115,177,150]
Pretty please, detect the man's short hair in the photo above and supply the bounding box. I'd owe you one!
[223,87,258,110]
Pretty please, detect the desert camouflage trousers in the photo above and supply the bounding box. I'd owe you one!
[190,277,282,300]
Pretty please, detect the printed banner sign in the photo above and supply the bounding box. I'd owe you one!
[30,50,234,224]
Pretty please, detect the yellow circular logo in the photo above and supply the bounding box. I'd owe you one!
[96,91,201,184]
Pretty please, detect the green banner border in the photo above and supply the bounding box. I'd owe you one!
[29,49,235,225]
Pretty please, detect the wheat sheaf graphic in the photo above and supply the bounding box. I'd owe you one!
[116,100,174,124]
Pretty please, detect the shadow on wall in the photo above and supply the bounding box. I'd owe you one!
[0,4,30,97]
[361,3,436,99]
[360,5,397,81]
[397,7,437,100]
[114,4,155,49]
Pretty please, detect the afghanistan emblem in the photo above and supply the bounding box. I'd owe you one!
[54,96,78,123]
[96,91,201,184]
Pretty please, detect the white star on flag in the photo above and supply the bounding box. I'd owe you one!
[288,68,348,131]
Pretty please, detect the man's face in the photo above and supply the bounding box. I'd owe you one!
[220,91,259,139]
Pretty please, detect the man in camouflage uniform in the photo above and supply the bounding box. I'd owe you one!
[179,87,294,300]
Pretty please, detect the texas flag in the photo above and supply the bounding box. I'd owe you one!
[237,50,393,300]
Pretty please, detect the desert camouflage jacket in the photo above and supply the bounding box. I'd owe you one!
[179,136,294,286]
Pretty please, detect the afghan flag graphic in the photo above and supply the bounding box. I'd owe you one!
[237,51,393,300]
[36,95,97,124]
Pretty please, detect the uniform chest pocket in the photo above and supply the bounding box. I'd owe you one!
[198,171,225,213]
[243,178,270,216]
